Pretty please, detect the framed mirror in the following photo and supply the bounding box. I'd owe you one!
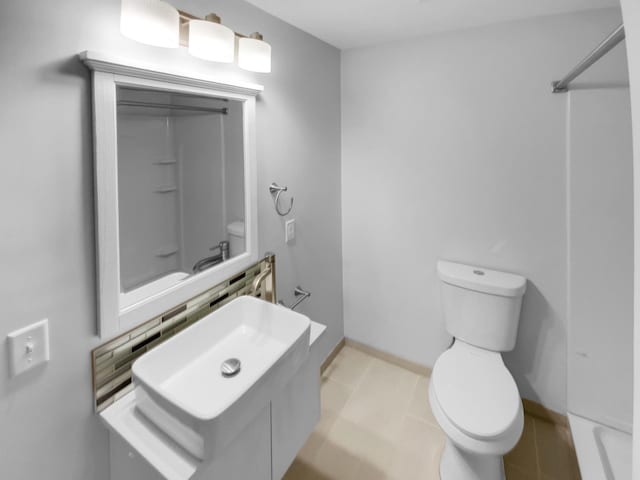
[81,51,263,338]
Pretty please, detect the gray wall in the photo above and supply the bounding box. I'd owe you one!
[341,8,628,414]
[0,0,342,478]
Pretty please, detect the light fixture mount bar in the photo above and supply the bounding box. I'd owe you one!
[204,13,221,23]
[178,10,197,47]
[177,9,265,42]
[161,7,271,72]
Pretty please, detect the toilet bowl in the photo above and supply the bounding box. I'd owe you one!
[429,341,523,479]
[430,261,527,480]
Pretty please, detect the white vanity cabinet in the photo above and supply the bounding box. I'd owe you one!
[270,322,325,479]
[102,321,326,480]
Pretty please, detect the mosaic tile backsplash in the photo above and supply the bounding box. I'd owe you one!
[91,256,276,412]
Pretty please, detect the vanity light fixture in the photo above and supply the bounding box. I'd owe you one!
[238,33,272,73]
[187,14,235,63]
[120,0,272,72]
[120,0,180,48]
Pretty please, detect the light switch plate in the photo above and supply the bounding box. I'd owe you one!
[7,319,50,377]
[285,219,296,243]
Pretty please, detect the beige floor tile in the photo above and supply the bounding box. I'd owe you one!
[341,358,420,442]
[321,377,352,416]
[315,411,339,439]
[504,462,538,480]
[311,434,361,479]
[535,419,580,479]
[388,415,445,480]
[322,346,373,388]
[296,345,544,480]
[407,375,438,427]
[325,417,396,476]
[283,458,328,480]
[505,415,538,473]
[297,430,326,465]
[296,411,341,467]
[363,358,422,393]
[353,460,391,480]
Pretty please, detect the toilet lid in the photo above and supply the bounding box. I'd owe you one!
[432,342,521,440]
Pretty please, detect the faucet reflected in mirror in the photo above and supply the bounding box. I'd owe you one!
[192,241,230,273]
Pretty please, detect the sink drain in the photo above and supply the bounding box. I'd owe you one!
[221,358,241,377]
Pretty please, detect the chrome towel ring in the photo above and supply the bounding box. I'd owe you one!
[269,182,294,216]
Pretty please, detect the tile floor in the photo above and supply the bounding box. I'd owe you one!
[284,345,581,480]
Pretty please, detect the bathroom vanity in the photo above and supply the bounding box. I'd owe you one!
[100,298,326,480]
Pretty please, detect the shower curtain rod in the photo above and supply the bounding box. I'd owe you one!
[117,100,228,114]
[552,24,625,93]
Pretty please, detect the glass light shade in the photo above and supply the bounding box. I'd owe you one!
[237,37,272,73]
[188,20,235,62]
[120,0,179,48]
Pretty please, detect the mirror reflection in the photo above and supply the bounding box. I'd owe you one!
[116,86,245,304]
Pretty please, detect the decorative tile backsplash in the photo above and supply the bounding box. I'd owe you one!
[91,256,276,412]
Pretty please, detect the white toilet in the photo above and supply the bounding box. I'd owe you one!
[429,260,527,480]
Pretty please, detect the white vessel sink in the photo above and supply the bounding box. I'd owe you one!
[132,296,311,460]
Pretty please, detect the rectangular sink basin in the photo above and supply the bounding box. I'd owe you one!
[132,296,311,460]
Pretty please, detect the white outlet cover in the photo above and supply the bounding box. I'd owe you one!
[7,318,50,377]
[285,219,296,243]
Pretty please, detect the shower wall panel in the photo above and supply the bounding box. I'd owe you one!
[118,113,180,291]
[568,88,633,431]
[173,114,226,273]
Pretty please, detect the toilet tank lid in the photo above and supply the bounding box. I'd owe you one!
[437,261,526,297]
[226,221,245,237]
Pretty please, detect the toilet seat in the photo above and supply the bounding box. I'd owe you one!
[432,341,521,441]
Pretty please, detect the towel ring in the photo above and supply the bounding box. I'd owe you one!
[269,183,294,216]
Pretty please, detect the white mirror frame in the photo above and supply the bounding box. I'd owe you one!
[80,51,263,339]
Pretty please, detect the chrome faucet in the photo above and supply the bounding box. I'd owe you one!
[192,241,230,273]
[213,240,230,262]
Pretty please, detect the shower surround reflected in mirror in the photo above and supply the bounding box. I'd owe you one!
[117,87,246,308]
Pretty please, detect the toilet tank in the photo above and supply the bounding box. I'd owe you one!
[226,221,245,258]
[437,261,527,352]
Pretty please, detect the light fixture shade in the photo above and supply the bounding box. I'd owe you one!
[188,20,235,62]
[237,37,272,73]
[120,0,179,48]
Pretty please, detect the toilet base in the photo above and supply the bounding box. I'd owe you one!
[440,438,505,480]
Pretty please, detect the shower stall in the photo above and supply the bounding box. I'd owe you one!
[562,25,633,479]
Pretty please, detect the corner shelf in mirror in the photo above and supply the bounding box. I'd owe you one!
[153,185,178,193]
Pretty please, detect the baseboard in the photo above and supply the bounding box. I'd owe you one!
[320,338,345,374]
[334,337,569,428]
[344,338,432,376]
